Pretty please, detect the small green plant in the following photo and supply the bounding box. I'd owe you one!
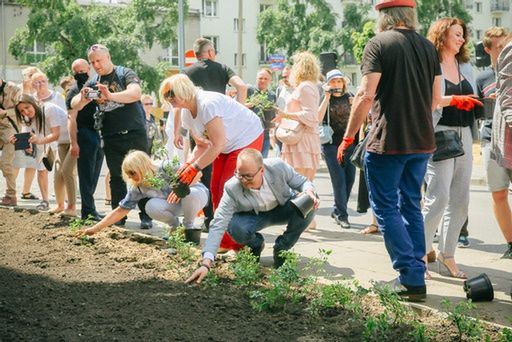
[78,235,94,246]
[69,215,95,232]
[201,271,220,288]
[249,250,306,312]
[144,155,190,198]
[230,247,261,287]
[442,299,483,342]
[409,320,432,342]
[307,282,356,316]
[364,313,391,341]
[499,328,512,342]
[372,281,410,325]
[246,91,275,118]
[167,226,195,262]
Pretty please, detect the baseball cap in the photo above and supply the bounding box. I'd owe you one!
[375,0,416,10]
[326,69,345,83]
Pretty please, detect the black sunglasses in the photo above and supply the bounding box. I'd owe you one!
[166,89,176,100]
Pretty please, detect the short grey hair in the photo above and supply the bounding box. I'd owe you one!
[377,6,417,32]
[237,148,263,168]
[193,38,214,58]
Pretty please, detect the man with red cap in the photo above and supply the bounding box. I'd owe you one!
[337,0,442,301]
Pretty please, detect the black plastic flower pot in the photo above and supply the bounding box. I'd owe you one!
[172,182,191,198]
[184,228,202,245]
[463,273,494,302]
[291,193,315,219]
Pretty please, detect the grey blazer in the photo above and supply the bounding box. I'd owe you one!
[202,158,315,259]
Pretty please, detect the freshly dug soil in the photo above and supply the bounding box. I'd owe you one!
[0,208,505,341]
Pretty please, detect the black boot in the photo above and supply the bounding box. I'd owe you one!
[273,248,286,268]
[139,212,153,230]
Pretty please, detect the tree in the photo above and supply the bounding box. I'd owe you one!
[339,3,372,62]
[351,21,376,64]
[417,0,472,36]
[256,0,340,59]
[9,0,180,93]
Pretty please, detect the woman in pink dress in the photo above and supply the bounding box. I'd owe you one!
[275,51,321,227]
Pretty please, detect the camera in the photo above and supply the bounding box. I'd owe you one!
[329,88,343,94]
[85,90,101,100]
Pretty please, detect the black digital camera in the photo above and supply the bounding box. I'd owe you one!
[329,88,343,94]
[86,90,101,100]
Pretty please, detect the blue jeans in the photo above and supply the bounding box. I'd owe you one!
[77,128,104,219]
[365,152,430,287]
[262,129,271,158]
[322,143,356,220]
[227,199,315,253]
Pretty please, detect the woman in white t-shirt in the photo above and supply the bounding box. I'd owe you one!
[159,74,264,251]
[11,94,67,211]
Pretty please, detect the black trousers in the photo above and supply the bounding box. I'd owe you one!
[103,129,148,220]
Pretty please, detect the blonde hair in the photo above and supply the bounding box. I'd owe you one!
[22,66,42,81]
[121,150,157,186]
[482,27,509,48]
[31,71,48,82]
[376,6,417,32]
[159,74,198,106]
[290,51,321,87]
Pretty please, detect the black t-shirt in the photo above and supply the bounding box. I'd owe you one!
[183,59,235,94]
[439,79,474,127]
[476,68,496,143]
[361,29,442,154]
[66,84,97,130]
[86,66,146,136]
[322,93,351,145]
[247,86,276,129]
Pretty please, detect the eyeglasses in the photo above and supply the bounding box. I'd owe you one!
[143,102,154,106]
[166,89,176,100]
[234,167,262,181]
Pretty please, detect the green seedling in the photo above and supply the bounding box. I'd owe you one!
[499,328,512,342]
[167,226,195,262]
[246,92,275,118]
[144,155,190,198]
[364,313,391,342]
[409,320,432,342]
[69,215,95,232]
[308,282,357,316]
[201,271,220,288]
[372,281,411,325]
[230,247,261,287]
[442,299,483,342]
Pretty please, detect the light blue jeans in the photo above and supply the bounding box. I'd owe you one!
[145,183,209,229]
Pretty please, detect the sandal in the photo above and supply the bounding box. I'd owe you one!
[21,192,39,200]
[437,253,467,279]
[36,200,50,211]
[361,223,379,234]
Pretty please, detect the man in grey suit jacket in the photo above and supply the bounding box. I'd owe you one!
[186,148,319,284]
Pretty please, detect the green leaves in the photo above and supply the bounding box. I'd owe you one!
[8,0,180,93]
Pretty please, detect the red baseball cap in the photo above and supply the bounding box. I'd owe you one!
[375,0,416,10]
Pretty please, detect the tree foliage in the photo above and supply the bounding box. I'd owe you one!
[417,0,472,36]
[339,3,372,61]
[9,0,180,92]
[351,21,376,64]
[256,0,341,59]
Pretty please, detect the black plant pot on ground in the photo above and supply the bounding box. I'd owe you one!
[184,229,202,245]
[463,273,494,302]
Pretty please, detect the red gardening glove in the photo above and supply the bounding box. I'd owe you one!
[177,163,201,185]
[337,137,355,165]
[449,96,483,111]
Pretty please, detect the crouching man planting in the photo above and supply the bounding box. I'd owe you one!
[186,148,319,284]
[78,150,208,236]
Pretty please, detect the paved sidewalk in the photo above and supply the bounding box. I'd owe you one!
[1,145,511,327]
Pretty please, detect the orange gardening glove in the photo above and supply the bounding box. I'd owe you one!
[449,96,483,111]
[177,163,201,185]
[337,137,355,165]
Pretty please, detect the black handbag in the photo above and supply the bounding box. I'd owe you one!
[350,133,369,169]
[432,130,464,162]
[432,63,466,162]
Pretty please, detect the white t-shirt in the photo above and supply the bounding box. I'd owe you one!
[181,90,263,153]
[43,102,69,144]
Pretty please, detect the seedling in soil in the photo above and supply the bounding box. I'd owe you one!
[442,299,484,342]
[364,313,391,341]
[69,215,95,232]
[230,247,261,287]
[499,328,512,342]
[201,271,220,288]
[307,282,357,317]
[409,320,433,342]
[246,91,275,119]
[144,154,190,198]
[166,226,195,262]
[372,281,411,325]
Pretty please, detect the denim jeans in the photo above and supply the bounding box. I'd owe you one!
[365,152,430,287]
[227,198,315,253]
[322,143,356,220]
[77,128,104,218]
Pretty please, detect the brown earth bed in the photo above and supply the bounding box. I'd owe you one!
[0,208,507,341]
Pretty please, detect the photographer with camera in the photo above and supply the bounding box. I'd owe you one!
[317,69,355,228]
[71,44,151,228]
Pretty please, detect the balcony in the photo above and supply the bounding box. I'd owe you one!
[491,0,510,12]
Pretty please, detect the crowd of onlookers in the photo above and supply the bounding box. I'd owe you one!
[0,0,511,299]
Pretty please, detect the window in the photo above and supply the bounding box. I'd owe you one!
[493,17,502,26]
[475,1,482,12]
[259,42,268,63]
[160,40,179,65]
[234,53,246,67]
[233,18,246,32]
[476,30,482,40]
[203,0,218,17]
[203,36,219,53]
[24,40,47,64]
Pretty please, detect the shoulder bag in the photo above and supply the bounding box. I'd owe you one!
[432,63,465,162]
[41,107,55,171]
[318,103,334,144]
[275,117,304,145]
[350,133,369,169]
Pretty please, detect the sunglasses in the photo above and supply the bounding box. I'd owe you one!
[126,170,137,177]
[234,167,262,181]
[143,102,154,106]
[166,89,176,100]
